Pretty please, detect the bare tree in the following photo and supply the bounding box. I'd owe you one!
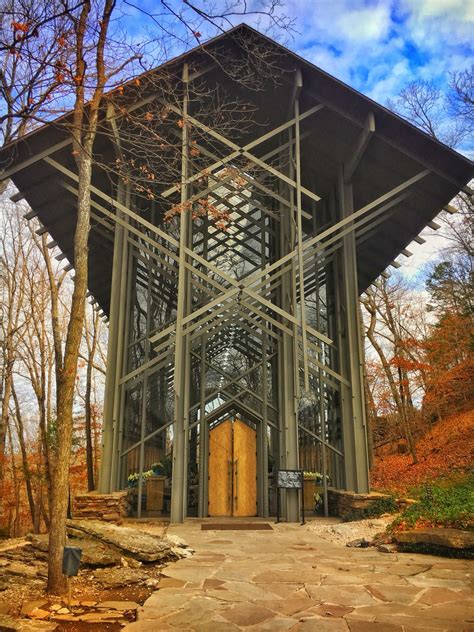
[361,277,423,462]
[1,0,292,591]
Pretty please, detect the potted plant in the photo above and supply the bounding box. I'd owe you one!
[303,471,330,509]
[151,461,164,476]
[127,469,154,487]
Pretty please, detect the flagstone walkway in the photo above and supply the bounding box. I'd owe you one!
[124,519,473,631]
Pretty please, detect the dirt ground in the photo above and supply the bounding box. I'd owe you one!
[0,520,171,631]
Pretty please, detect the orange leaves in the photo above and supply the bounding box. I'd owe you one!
[164,197,231,230]
[371,410,474,495]
[11,21,29,34]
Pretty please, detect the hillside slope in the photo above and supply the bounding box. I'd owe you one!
[370,409,474,494]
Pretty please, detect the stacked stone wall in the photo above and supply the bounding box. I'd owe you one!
[327,488,390,519]
[73,491,132,521]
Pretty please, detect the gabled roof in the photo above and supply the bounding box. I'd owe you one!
[1,23,472,314]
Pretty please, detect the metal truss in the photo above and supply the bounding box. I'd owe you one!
[19,58,438,523]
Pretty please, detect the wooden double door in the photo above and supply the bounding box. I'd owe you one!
[208,418,257,517]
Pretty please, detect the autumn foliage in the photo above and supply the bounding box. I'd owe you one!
[371,409,474,495]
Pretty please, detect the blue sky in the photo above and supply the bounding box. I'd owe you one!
[120,0,472,282]
[123,0,473,110]
[282,0,473,106]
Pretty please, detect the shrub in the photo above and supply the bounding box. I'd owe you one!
[390,474,474,532]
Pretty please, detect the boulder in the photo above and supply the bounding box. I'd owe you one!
[28,609,51,620]
[346,538,370,548]
[21,601,49,617]
[67,520,178,562]
[93,567,148,588]
[394,528,474,550]
[28,534,122,567]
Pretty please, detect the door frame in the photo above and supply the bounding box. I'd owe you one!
[200,407,266,518]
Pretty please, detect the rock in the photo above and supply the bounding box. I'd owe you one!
[28,608,51,620]
[96,601,139,611]
[0,614,19,631]
[377,544,398,553]
[145,578,159,588]
[93,567,148,588]
[120,556,142,568]
[0,615,58,631]
[49,605,61,612]
[67,520,178,562]
[3,561,45,578]
[80,600,97,607]
[73,491,132,521]
[346,538,370,548]
[0,602,10,614]
[172,546,193,558]
[394,528,474,550]
[28,534,122,567]
[50,614,78,622]
[56,608,69,615]
[165,534,188,548]
[21,601,48,616]
[79,612,124,622]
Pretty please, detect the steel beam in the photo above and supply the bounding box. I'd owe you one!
[170,64,190,523]
[338,168,370,493]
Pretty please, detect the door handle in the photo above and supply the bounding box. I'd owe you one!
[227,459,232,511]
[234,459,238,510]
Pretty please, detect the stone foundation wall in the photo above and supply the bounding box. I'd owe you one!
[73,491,132,521]
[327,488,391,519]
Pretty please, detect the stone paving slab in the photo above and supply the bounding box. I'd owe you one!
[123,520,473,631]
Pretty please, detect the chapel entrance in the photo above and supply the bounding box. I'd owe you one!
[208,418,257,517]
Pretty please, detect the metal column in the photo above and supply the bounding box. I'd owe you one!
[98,183,126,492]
[337,168,370,493]
[170,64,190,522]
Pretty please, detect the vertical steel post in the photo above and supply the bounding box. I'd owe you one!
[198,330,207,517]
[337,168,370,493]
[278,125,300,522]
[109,187,131,491]
[294,71,310,392]
[170,63,190,522]
[260,212,269,517]
[98,184,125,492]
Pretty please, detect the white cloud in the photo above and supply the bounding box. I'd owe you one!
[402,0,474,21]
[366,59,411,102]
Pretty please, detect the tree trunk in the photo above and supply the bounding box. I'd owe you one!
[85,359,95,492]
[84,312,100,491]
[47,154,92,594]
[0,362,13,521]
[11,383,38,532]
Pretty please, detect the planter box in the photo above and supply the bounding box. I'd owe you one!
[146,476,166,511]
[303,479,324,510]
